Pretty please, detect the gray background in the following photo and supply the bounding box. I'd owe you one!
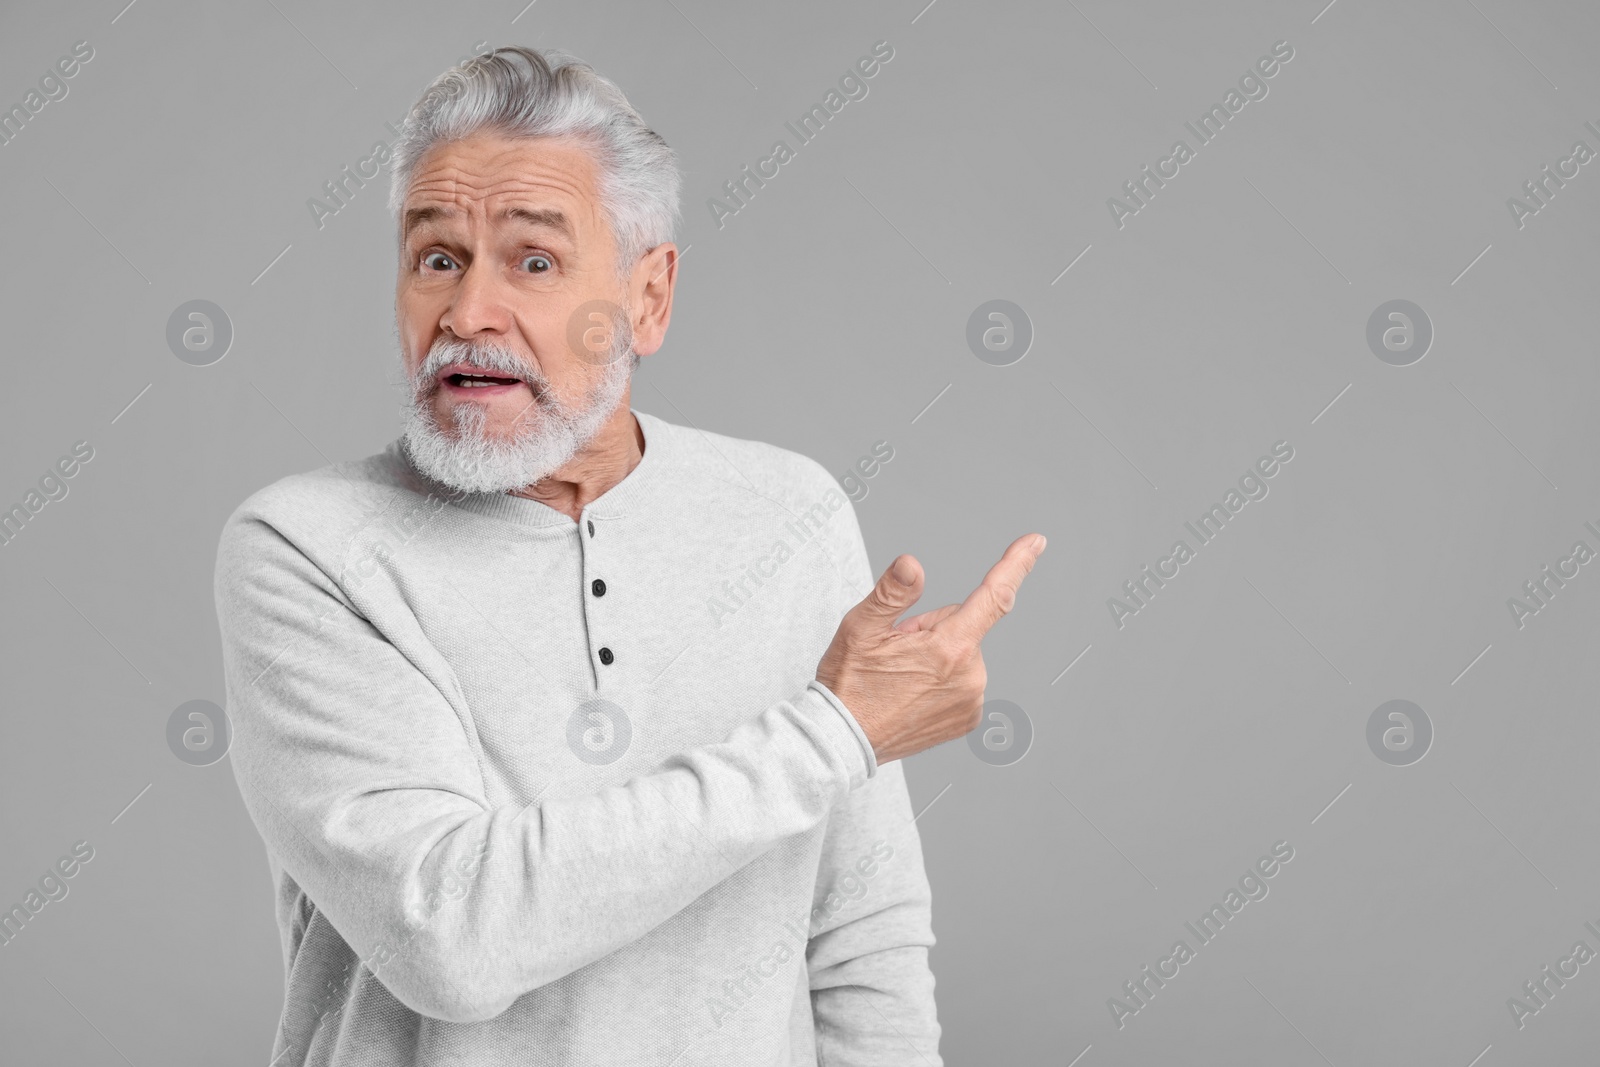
[1,0,1597,1063]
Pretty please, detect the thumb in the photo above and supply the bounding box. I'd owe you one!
[853,555,924,628]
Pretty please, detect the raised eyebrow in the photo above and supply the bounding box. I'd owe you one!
[498,207,573,241]
[401,205,573,243]
[403,205,450,240]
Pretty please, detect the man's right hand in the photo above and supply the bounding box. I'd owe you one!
[815,533,1047,766]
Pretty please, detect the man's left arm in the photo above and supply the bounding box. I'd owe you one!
[806,474,943,1066]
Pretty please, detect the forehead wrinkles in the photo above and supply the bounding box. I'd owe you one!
[405,147,598,224]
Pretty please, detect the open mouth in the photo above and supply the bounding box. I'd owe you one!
[434,361,536,397]
[446,372,521,388]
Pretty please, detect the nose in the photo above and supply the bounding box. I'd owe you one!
[439,259,512,340]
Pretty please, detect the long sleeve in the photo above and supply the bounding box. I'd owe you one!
[214,510,876,1026]
[806,491,944,1065]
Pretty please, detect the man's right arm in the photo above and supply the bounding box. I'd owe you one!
[214,512,875,1025]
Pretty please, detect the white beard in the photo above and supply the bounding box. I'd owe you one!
[399,318,636,495]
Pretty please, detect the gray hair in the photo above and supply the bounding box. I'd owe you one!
[387,46,681,276]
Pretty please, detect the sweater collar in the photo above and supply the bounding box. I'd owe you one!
[392,407,674,529]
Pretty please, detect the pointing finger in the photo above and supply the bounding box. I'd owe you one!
[935,533,1046,644]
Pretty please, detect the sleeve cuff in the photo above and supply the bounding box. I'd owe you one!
[803,679,879,787]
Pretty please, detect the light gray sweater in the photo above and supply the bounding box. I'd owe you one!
[213,408,943,1066]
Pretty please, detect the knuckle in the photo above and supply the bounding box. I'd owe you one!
[931,640,964,677]
[957,636,983,669]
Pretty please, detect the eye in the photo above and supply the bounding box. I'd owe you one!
[521,253,553,273]
[421,251,457,271]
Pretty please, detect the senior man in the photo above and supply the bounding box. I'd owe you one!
[214,46,1044,1066]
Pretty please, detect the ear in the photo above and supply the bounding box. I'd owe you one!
[626,243,678,357]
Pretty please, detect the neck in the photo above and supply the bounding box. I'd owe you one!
[509,401,642,522]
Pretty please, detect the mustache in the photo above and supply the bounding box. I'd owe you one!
[412,337,549,396]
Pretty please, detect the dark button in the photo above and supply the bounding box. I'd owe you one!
[591,578,607,597]
[586,520,595,537]
[598,647,614,665]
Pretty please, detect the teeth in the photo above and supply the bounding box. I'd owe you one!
[453,373,513,387]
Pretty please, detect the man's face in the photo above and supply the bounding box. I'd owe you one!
[396,131,637,493]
